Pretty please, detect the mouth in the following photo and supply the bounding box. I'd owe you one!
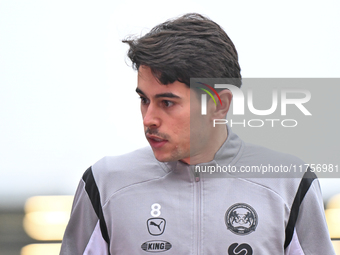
[146,134,168,148]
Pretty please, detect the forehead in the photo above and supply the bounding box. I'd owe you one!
[137,66,190,97]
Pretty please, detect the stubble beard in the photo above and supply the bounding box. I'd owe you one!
[153,142,190,163]
[145,128,190,163]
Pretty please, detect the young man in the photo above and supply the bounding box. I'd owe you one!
[60,13,335,254]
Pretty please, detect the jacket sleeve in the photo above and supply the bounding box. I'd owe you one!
[60,167,109,255]
[285,177,336,255]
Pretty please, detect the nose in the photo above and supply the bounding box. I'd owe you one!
[143,103,161,128]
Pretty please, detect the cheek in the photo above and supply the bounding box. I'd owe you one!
[169,117,190,140]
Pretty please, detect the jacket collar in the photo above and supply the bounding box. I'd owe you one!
[162,125,244,177]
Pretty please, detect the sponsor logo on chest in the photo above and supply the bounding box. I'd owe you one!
[141,240,172,252]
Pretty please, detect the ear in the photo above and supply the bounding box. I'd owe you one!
[213,89,233,119]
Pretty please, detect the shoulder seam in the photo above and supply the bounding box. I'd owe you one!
[102,171,173,207]
[237,178,291,211]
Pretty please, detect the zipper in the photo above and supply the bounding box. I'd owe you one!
[194,169,200,182]
[193,167,201,255]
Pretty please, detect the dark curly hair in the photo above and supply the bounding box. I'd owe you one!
[122,13,241,87]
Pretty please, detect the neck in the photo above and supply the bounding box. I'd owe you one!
[181,126,228,165]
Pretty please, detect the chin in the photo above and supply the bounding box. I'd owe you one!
[154,154,172,162]
[152,151,176,163]
[153,150,189,163]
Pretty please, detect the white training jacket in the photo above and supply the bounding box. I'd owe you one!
[60,126,335,255]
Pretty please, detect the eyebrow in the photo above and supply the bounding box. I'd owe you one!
[135,88,181,99]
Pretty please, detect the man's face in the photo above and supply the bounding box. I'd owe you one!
[137,66,195,163]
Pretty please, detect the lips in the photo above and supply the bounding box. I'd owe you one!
[146,135,168,148]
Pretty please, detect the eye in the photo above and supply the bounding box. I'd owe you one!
[139,96,149,105]
[162,100,174,107]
